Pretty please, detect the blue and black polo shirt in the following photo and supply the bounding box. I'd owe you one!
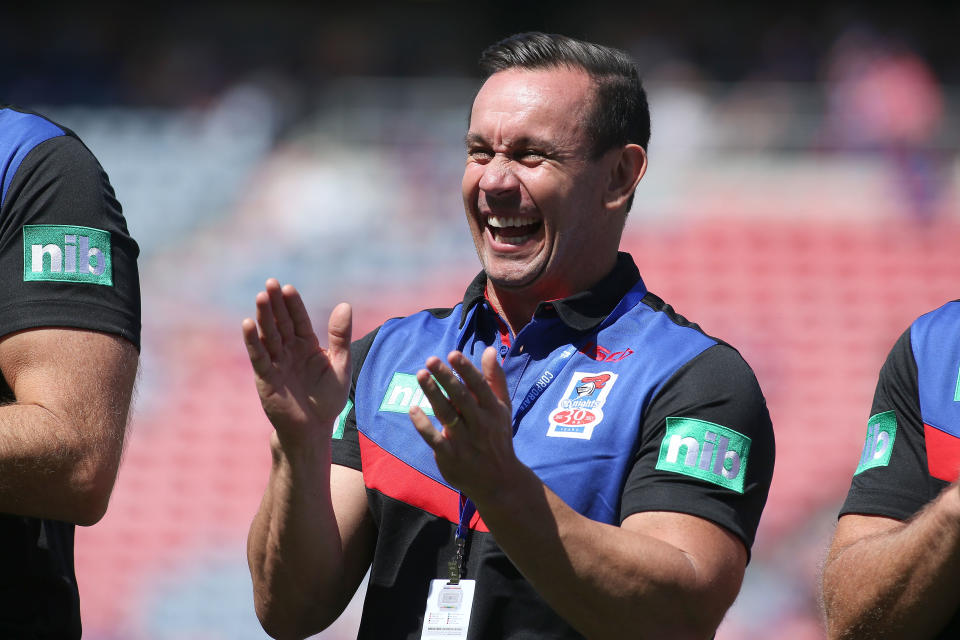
[332,252,774,639]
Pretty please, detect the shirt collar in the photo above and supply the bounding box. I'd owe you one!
[459,252,644,332]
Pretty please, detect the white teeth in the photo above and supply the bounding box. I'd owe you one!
[488,215,537,228]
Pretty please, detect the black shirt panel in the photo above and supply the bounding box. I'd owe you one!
[0,518,78,637]
[358,491,585,640]
[621,341,775,552]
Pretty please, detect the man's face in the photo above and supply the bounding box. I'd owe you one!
[462,67,623,299]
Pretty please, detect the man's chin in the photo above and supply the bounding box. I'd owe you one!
[480,244,552,287]
[482,262,545,292]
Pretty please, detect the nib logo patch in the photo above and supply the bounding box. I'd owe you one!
[656,417,751,493]
[23,225,113,286]
[854,411,896,475]
[379,373,435,415]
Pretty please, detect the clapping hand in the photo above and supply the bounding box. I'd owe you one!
[242,279,352,448]
[409,347,518,502]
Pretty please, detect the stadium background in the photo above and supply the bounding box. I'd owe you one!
[6,2,960,638]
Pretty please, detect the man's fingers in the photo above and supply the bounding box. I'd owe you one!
[327,303,353,369]
[267,280,296,343]
[480,347,510,406]
[241,317,271,373]
[410,406,447,451]
[450,350,503,409]
[416,368,461,429]
[426,355,473,412]
[283,285,318,341]
[255,289,283,359]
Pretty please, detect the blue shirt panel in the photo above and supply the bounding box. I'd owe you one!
[911,301,960,437]
[355,288,718,525]
[355,305,482,491]
[0,109,66,209]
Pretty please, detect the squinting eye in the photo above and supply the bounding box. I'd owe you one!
[468,149,492,161]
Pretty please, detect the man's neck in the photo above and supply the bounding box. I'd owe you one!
[484,285,541,337]
[485,254,620,335]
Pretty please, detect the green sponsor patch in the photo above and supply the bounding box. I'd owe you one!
[656,417,751,493]
[332,398,353,440]
[954,364,960,402]
[379,372,434,415]
[854,410,897,475]
[23,225,112,286]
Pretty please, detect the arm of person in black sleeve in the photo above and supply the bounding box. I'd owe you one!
[0,129,140,525]
[822,327,960,640]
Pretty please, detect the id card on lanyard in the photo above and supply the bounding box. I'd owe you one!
[420,577,477,640]
[419,495,480,639]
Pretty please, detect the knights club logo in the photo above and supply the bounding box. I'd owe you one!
[547,371,619,440]
[575,374,611,398]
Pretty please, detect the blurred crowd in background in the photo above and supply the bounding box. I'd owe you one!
[5,2,960,638]
[5,2,960,103]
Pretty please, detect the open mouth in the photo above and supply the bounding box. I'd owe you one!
[487,215,542,246]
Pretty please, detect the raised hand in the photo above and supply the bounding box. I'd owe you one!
[242,279,352,448]
[409,346,519,502]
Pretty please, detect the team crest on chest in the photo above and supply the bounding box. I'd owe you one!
[547,371,619,440]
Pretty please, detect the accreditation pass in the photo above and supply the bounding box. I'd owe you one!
[420,579,476,639]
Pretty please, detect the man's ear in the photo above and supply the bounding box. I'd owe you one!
[603,144,647,212]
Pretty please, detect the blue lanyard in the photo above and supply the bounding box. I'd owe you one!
[454,341,576,531]
[510,343,578,431]
[450,341,577,582]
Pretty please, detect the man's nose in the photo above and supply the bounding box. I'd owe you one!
[478,155,520,194]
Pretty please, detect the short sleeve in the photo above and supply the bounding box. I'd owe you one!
[620,344,775,551]
[0,132,141,349]
[331,327,381,470]
[839,328,935,520]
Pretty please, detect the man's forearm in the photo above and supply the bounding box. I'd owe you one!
[249,435,370,639]
[473,465,741,640]
[0,328,138,525]
[0,401,125,525]
[822,488,960,639]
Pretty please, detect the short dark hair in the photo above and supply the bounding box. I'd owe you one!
[478,32,650,157]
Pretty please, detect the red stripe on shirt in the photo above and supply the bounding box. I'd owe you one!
[359,432,488,532]
[924,423,960,482]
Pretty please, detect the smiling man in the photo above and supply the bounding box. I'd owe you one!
[244,32,774,640]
